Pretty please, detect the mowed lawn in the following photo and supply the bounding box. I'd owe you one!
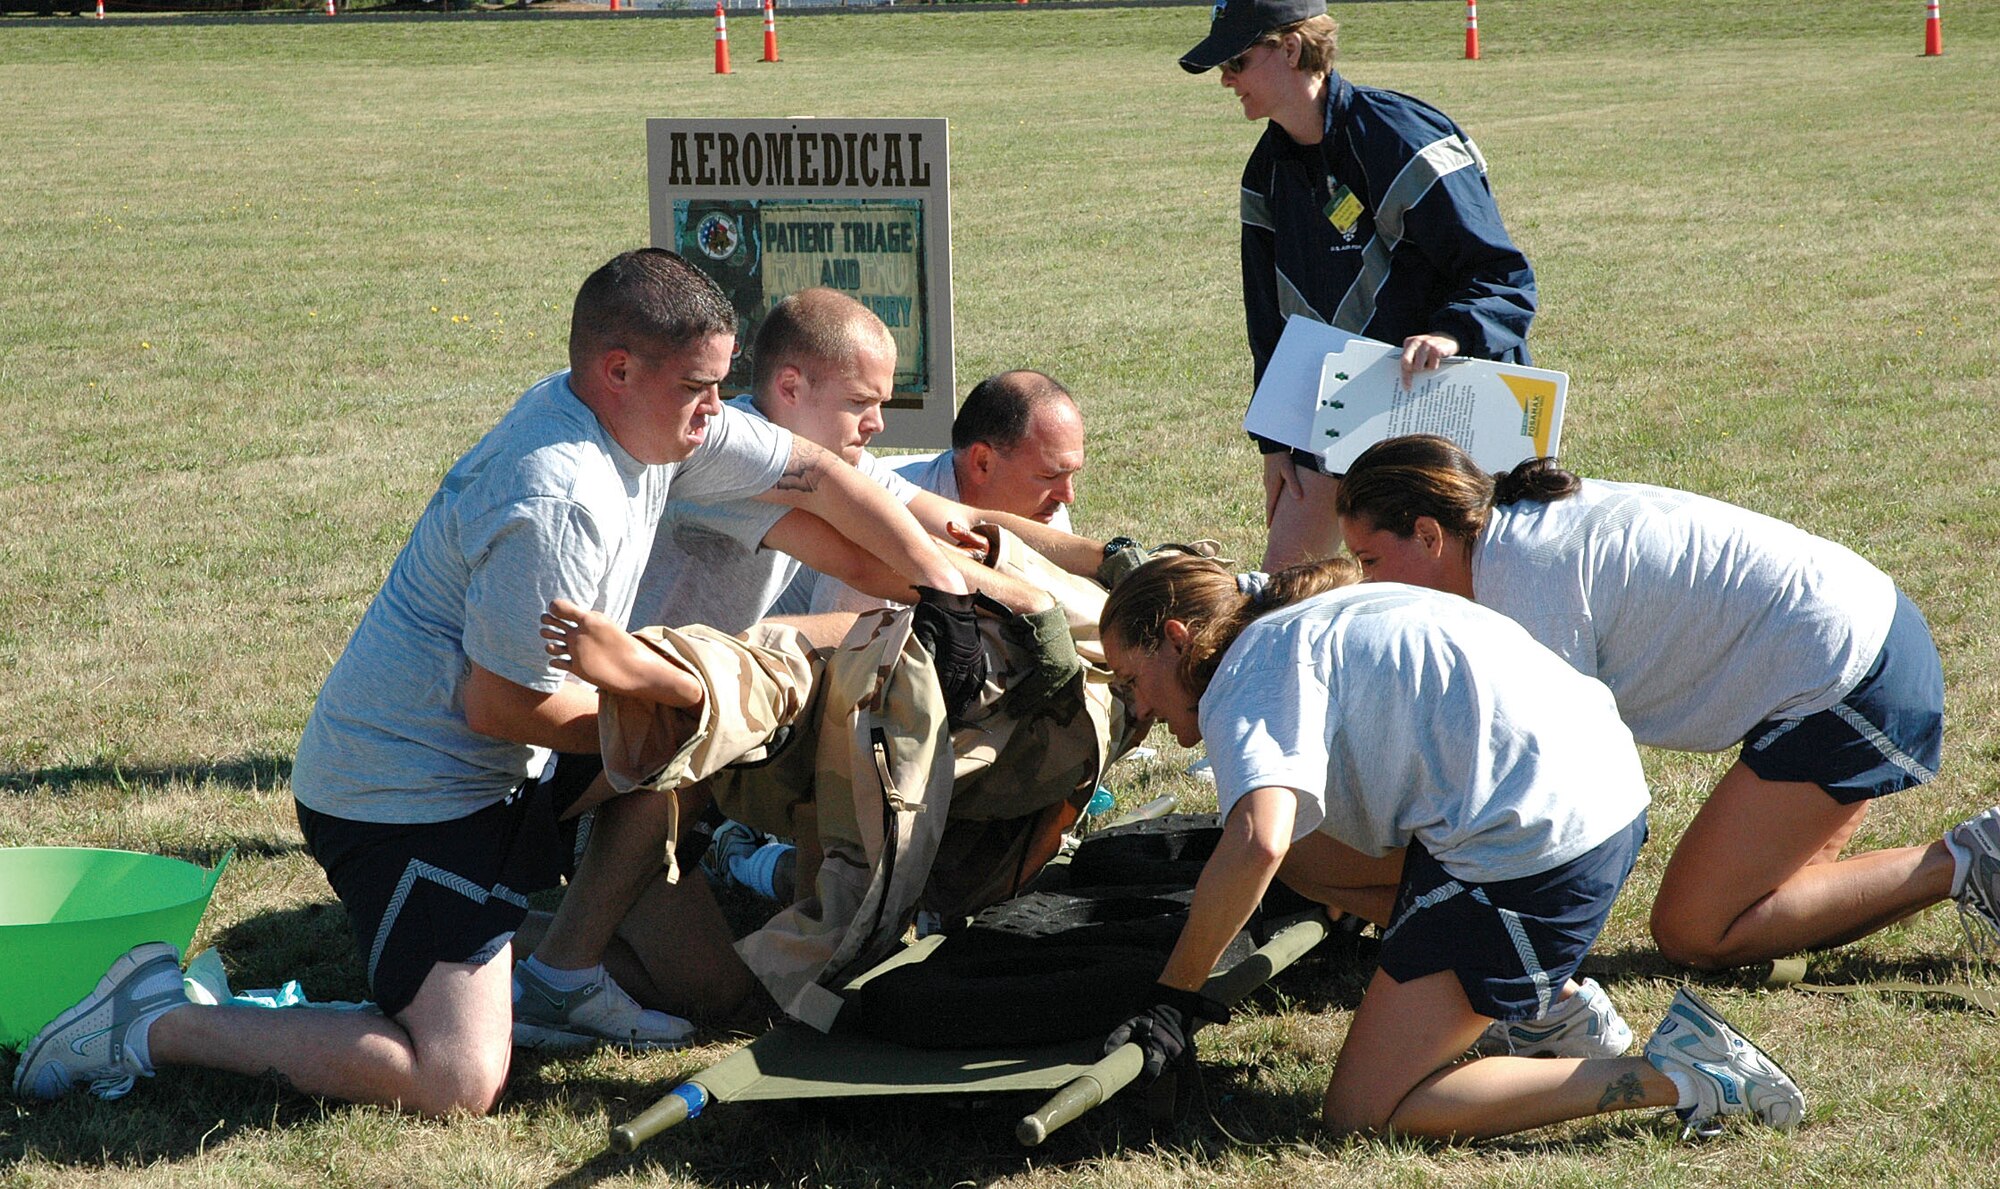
[3,1,1999,1184]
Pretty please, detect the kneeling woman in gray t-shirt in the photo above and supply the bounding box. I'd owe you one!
[1099,556,1799,1141]
[1335,433,1997,974]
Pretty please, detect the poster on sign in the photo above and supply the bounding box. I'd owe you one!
[648,118,955,448]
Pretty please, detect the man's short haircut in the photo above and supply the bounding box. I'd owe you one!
[951,370,1077,452]
[749,288,895,395]
[568,248,736,372]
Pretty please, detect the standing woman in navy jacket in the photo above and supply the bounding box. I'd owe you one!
[1181,0,1538,568]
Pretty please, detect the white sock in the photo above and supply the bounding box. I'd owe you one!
[1662,1068,1697,1111]
[1944,830,1974,899]
[519,955,602,994]
[124,1004,180,1078]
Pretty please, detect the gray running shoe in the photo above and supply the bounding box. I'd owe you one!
[1644,987,1804,1136]
[700,819,764,891]
[1949,805,2000,955]
[512,962,695,1051]
[13,942,186,1102]
[1474,977,1633,1058]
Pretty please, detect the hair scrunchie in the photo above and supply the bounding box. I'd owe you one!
[1235,570,1271,605]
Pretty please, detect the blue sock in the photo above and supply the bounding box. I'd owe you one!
[730,841,794,901]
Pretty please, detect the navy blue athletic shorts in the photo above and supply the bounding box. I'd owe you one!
[1739,589,1943,804]
[295,753,603,1018]
[1377,813,1648,1022]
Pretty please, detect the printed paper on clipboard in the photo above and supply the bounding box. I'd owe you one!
[1243,318,1567,476]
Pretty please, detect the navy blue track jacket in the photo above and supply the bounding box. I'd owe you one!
[1241,74,1537,411]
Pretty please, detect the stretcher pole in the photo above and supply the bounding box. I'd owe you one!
[609,1043,764,1153]
[1016,911,1331,1146]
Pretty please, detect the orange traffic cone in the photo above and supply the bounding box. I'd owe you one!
[94,0,104,16]
[610,0,619,11]
[1924,0,1943,55]
[761,0,779,62]
[324,0,335,15]
[1464,0,1479,59]
[714,0,732,74]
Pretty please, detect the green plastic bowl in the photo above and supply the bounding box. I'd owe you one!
[0,847,230,1046]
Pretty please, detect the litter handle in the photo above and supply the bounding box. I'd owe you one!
[1015,1042,1143,1146]
[1016,910,1330,1146]
[1101,793,1176,830]
[609,1081,708,1153]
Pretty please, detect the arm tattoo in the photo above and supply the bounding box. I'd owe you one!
[772,440,826,494]
[1594,1069,1647,1113]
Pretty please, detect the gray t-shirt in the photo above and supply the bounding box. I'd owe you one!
[1202,584,1649,884]
[626,395,921,634]
[292,372,793,824]
[888,450,1073,533]
[781,448,1074,616]
[1471,479,1897,753]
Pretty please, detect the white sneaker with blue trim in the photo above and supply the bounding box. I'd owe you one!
[12,942,186,1102]
[1644,987,1804,1136]
[1473,977,1632,1058]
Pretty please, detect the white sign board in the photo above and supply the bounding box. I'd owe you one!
[647,117,956,449]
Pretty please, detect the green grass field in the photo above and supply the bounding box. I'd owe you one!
[5,1,2000,1184]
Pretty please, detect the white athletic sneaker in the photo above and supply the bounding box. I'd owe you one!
[1949,805,2000,955]
[1644,987,1804,1137]
[1473,977,1633,1058]
[12,942,186,1102]
[511,962,696,1052]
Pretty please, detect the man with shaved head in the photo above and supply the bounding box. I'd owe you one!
[901,370,1085,529]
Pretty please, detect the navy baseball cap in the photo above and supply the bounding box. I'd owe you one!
[1180,0,1326,73]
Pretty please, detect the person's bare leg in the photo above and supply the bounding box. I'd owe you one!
[541,597,703,707]
[613,869,756,1020]
[147,948,514,1117]
[1277,832,1404,926]
[533,784,676,970]
[513,820,728,1015]
[1263,463,1342,571]
[1324,967,1677,1140]
[1650,761,1955,969]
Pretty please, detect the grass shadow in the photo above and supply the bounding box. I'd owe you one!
[209,901,372,1001]
[546,1083,1185,1189]
[0,753,295,797]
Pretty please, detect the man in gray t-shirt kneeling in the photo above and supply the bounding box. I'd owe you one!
[12,250,976,1118]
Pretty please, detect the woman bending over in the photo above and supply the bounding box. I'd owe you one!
[1098,555,1800,1140]
[1336,433,1998,970]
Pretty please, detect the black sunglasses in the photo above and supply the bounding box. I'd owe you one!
[1221,40,1275,74]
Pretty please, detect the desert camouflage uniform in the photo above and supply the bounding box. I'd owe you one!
[596,528,1141,1028]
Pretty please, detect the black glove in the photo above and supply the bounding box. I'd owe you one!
[1103,983,1231,1081]
[1095,540,1150,591]
[995,601,1084,723]
[910,586,987,727]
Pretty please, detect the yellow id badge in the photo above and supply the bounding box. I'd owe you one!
[1324,184,1363,237]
